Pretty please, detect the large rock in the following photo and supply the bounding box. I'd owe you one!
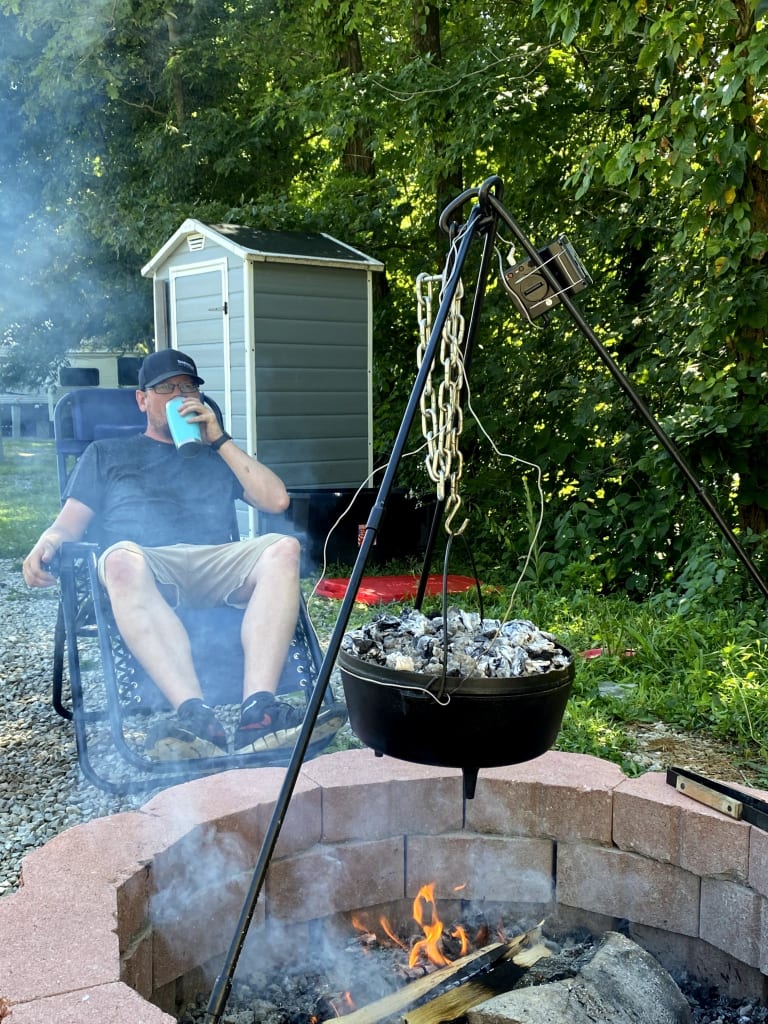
[467,931,692,1024]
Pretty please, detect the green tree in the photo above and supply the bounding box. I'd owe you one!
[532,0,768,538]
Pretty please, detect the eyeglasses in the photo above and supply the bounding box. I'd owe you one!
[148,382,200,395]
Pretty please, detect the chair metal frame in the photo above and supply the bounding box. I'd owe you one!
[51,387,341,794]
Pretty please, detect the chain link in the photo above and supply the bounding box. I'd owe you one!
[415,270,469,536]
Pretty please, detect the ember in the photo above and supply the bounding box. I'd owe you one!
[340,608,571,679]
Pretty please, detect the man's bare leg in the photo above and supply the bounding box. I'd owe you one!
[101,546,204,709]
[230,536,301,700]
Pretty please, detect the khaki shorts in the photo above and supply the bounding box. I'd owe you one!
[97,536,285,609]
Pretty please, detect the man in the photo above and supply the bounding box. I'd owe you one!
[23,349,343,760]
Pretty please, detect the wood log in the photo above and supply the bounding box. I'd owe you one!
[332,928,543,1024]
[403,943,551,1024]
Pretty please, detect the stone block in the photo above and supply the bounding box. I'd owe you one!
[700,877,766,969]
[150,864,259,991]
[557,843,700,936]
[5,983,174,1024]
[469,751,623,844]
[406,833,554,905]
[266,837,405,921]
[613,773,681,862]
[0,887,121,1005]
[19,810,162,892]
[142,766,321,858]
[302,748,463,841]
[748,825,768,898]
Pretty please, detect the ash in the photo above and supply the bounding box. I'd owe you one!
[341,607,572,678]
[177,930,768,1024]
[675,977,768,1024]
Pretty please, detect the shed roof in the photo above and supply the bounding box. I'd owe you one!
[141,219,384,277]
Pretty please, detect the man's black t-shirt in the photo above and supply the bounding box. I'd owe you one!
[65,433,244,549]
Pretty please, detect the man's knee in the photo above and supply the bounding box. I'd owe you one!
[101,545,153,594]
[242,536,300,586]
[258,535,301,575]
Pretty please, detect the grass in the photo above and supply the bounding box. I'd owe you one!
[4,437,768,785]
[0,440,61,560]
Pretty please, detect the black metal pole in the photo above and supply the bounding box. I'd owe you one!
[206,200,487,1024]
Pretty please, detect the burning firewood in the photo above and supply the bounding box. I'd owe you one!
[332,925,549,1024]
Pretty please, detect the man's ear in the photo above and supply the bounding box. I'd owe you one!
[135,389,148,413]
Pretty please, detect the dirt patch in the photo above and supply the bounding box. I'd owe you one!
[625,722,760,787]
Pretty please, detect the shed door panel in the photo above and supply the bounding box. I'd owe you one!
[170,266,229,401]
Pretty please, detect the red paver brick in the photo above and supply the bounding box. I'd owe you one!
[120,923,153,1000]
[614,772,751,879]
[6,982,174,1023]
[150,865,263,991]
[116,866,151,954]
[557,842,700,936]
[749,826,768,898]
[19,811,164,893]
[406,833,554,905]
[0,887,121,1005]
[302,748,463,841]
[699,877,766,969]
[469,751,624,844]
[141,766,321,858]
[679,804,750,880]
[613,772,682,862]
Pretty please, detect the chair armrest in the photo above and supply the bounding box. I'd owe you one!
[49,541,100,578]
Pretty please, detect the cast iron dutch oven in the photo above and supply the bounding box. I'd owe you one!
[338,645,574,799]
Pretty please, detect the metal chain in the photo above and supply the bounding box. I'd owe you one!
[415,271,469,536]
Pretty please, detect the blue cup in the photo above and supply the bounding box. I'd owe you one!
[165,396,202,456]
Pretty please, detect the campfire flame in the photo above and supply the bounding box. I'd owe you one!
[352,882,479,971]
[380,916,408,951]
[409,883,451,967]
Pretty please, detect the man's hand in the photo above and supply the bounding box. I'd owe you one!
[23,536,60,588]
[22,498,94,589]
[176,396,225,446]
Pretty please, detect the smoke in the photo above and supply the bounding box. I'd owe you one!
[0,2,153,389]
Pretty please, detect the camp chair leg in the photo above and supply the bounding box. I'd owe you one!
[51,602,72,721]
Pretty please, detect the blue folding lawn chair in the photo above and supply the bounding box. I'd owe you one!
[50,387,344,793]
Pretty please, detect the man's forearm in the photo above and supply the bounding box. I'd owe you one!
[211,440,290,513]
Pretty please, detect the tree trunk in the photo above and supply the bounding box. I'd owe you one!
[337,29,375,177]
[410,2,463,251]
[165,11,185,127]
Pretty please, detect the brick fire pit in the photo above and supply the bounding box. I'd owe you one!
[2,749,768,1022]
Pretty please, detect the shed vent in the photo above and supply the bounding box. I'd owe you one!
[187,234,206,252]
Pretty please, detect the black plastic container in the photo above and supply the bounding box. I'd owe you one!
[261,487,436,572]
[338,647,574,799]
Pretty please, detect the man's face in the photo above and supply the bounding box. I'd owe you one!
[136,374,198,440]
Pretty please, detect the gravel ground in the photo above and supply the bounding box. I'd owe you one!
[0,557,155,896]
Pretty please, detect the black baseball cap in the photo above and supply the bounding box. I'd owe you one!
[138,349,205,390]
